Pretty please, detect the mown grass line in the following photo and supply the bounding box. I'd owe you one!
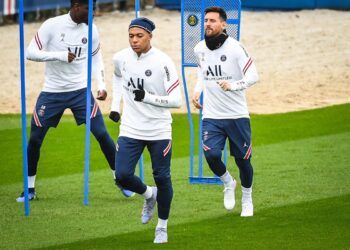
[1,103,349,185]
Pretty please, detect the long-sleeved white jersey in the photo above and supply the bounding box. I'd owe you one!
[194,37,259,119]
[112,47,182,140]
[26,13,105,92]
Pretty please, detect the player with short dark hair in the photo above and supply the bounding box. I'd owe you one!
[16,0,134,202]
[192,6,259,217]
[110,17,182,243]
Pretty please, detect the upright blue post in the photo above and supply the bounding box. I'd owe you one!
[84,0,94,206]
[134,0,144,182]
[135,0,140,18]
[19,0,30,216]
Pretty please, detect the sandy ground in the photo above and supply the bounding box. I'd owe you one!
[0,8,349,114]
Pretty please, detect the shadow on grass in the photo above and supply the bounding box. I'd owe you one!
[38,194,350,250]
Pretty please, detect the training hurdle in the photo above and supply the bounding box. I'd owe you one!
[181,0,241,184]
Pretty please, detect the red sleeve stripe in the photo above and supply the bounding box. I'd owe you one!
[166,79,179,94]
[33,110,42,127]
[92,44,100,56]
[163,141,172,157]
[90,102,98,119]
[35,32,43,50]
[243,58,252,75]
[243,144,252,160]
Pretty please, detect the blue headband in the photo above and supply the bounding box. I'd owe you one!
[129,17,155,33]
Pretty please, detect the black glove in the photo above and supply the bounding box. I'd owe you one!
[109,111,120,123]
[133,89,145,102]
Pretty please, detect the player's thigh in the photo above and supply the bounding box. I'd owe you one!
[202,119,227,151]
[147,140,172,178]
[32,92,65,128]
[116,136,146,176]
[69,88,102,125]
[225,118,252,158]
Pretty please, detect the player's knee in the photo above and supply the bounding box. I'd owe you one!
[28,130,45,148]
[235,157,252,171]
[91,117,108,140]
[93,127,108,141]
[204,148,221,165]
[154,176,172,188]
[115,171,133,186]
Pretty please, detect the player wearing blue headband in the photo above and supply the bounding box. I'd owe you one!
[110,17,182,244]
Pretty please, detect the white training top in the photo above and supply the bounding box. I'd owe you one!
[26,13,105,92]
[194,37,259,119]
[112,47,182,140]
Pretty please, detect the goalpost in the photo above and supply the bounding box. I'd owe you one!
[181,0,241,184]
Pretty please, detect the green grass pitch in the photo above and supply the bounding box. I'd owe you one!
[0,104,349,249]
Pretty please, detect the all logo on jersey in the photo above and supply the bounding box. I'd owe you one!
[206,65,222,77]
[60,33,65,42]
[82,37,87,44]
[128,77,144,90]
[68,47,82,57]
[145,70,152,77]
[220,55,227,62]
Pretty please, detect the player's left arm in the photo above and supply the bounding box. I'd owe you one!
[134,58,182,108]
[92,26,107,100]
[218,43,259,92]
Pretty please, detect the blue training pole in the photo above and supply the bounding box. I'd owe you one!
[84,0,94,206]
[19,0,30,216]
[134,0,144,181]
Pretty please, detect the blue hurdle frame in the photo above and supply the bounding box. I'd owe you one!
[181,0,241,184]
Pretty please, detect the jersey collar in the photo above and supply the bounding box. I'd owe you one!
[133,47,154,59]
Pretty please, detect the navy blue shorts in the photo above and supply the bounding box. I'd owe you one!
[202,118,252,159]
[31,88,102,128]
[116,136,172,179]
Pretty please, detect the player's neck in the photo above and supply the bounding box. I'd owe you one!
[137,46,152,57]
[69,11,81,24]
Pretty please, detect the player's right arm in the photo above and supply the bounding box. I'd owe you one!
[26,19,71,63]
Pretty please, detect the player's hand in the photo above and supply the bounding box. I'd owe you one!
[217,81,231,91]
[133,89,145,102]
[109,111,120,123]
[68,52,76,63]
[192,92,202,109]
[96,90,107,100]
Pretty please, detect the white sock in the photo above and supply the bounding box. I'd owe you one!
[142,186,153,199]
[241,186,252,203]
[156,218,168,229]
[28,176,36,189]
[220,171,235,187]
[111,170,116,179]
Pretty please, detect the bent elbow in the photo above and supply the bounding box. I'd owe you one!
[173,97,182,109]
[25,49,33,61]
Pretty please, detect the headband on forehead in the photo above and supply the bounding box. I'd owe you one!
[129,17,156,33]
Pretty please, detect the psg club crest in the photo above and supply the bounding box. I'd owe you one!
[145,69,152,77]
[187,14,198,27]
[221,55,227,62]
[82,37,87,44]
